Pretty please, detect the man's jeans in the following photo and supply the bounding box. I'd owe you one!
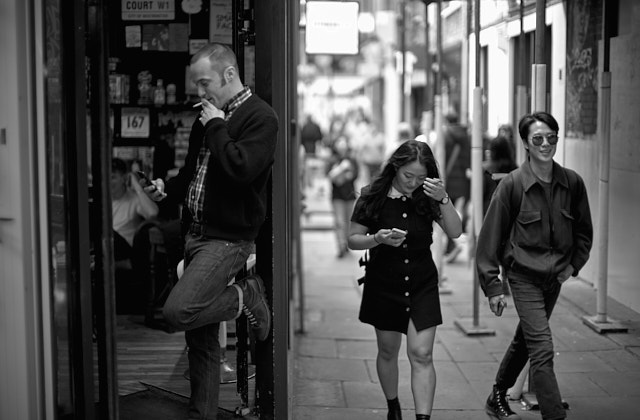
[163,233,254,420]
[495,276,566,420]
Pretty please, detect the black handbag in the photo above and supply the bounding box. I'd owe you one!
[356,249,369,285]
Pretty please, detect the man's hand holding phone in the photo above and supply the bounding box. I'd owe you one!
[136,171,167,201]
[489,294,507,317]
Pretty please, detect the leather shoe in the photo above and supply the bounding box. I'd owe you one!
[236,274,271,341]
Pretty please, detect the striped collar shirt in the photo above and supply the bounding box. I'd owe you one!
[187,87,253,223]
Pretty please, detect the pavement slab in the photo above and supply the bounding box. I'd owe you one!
[556,372,607,397]
[292,406,390,420]
[296,356,372,382]
[342,381,412,409]
[292,379,346,407]
[296,337,337,358]
[553,350,615,373]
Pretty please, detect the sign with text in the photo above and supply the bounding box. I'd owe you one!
[122,0,175,21]
[209,0,232,44]
[305,1,359,55]
[121,107,150,138]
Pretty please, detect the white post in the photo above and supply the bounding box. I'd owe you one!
[515,85,528,163]
[453,0,494,336]
[596,71,611,323]
[531,64,546,112]
[433,94,445,281]
[471,87,484,237]
[470,86,484,326]
[582,72,626,333]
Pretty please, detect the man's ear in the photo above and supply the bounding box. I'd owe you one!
[224,66,235,83]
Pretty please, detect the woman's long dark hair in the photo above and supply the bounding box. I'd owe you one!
[359,140,441,221]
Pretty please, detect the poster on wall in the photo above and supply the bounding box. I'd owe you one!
[125,26,142,48]
[566,0,598,137]
[169,23,189,51]
[189,39,208,54]
[142,24,170,50]
[209,0,232,44]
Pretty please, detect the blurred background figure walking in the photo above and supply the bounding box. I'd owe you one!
[300,113,323,157]
[326,136,359,258]
[300,113,325,189]
[482,129,518,215]
[442,113,470,263]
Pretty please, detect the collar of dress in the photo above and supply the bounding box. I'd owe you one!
[387,186,407,199]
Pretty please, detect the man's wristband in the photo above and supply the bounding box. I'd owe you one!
[372,233,380,244]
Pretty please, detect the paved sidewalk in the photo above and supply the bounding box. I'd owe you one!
[293,183,640,420]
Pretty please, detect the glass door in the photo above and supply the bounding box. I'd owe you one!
[42,0,110,418]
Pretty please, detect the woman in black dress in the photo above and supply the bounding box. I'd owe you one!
[348,140,462,420]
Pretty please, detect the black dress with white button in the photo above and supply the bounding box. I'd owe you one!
[352,191,442,334]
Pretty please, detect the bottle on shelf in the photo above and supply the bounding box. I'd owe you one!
[166,83,177,105]
[154,79,166,105]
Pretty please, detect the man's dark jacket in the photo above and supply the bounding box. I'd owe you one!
[165,94,278,241]
[476,160,593,298]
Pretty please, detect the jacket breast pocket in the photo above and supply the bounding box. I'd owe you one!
[514,210,543,248]
[554,209,574,250]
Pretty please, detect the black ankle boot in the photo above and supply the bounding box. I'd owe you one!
[485,385,521,419]
[387,397,402,420]
[415,415,430,420]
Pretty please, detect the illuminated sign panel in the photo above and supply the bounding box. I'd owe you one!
[305,1,359,55]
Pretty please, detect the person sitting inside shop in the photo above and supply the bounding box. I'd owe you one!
[110,157,159,269]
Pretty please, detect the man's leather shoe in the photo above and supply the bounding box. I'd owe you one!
[237,274,271,341]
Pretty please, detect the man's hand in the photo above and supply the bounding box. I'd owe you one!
[557,264,574,284]
[489,294,507,316]
[199,98,224,125]
[145,178,167,201]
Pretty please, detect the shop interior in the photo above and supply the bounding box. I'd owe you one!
[68,2,262,418]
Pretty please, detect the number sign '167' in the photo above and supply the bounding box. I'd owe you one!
[121,107,150,138]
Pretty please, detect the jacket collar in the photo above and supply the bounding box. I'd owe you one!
[520,159,568,192]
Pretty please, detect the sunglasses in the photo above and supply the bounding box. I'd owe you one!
[530,133,559,146]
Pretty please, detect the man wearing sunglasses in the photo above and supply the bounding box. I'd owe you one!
[476,112,593,420]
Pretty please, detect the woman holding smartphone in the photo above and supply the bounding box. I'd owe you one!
[348,140,462,420]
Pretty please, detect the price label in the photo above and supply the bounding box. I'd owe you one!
[121,107,150,138]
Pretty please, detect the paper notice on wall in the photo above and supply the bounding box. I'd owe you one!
[125,25,142,48]
[122,0,175,21]
[209,0,232,44]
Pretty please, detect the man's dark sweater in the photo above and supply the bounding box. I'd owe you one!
[165,94,279,241]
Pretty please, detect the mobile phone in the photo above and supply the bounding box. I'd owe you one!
[390,228,407,238]
[496,300,506,316]
[135,170,152,188]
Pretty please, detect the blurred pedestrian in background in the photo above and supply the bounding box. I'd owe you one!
[348,140,462,420]
[482,133,518,215]
[300,113,323,157]
[476,112,593,420]
[326,136,359,258]
[442,112,470,263]
[357,125,386,183]
[497,123,517,163]
[300,113,325,192]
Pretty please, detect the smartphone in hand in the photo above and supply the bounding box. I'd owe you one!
[135,170,156,191]
[390,228,408,239]
[135,170,149,184]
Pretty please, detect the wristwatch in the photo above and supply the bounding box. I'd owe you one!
[439,194,450,205]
